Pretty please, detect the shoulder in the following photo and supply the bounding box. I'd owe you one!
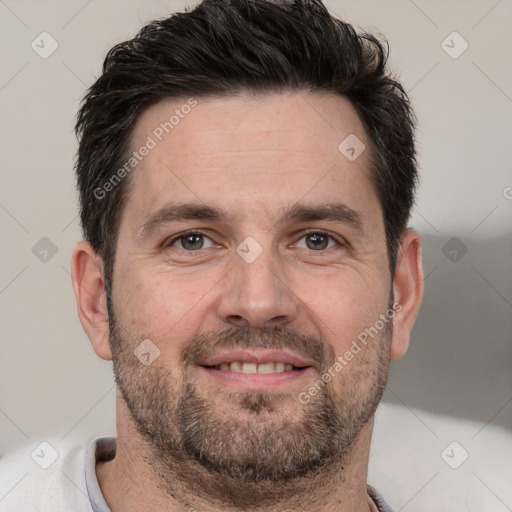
[369,401,512,511]
[0,437,101,512]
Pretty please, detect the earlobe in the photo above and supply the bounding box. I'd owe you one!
[390,230,424,359]
[71,241,113,361]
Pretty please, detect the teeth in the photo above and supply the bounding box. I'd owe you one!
[230,361,242,372]
[257,362,275,374]
[241,362,257,374]
[217,361,298,373]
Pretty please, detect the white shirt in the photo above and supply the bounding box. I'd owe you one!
[3,402,509,510]
[0,435,394,511]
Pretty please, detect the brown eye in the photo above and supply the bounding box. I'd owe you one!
[305,233,329,250]
[296,232,338,251]
[180,234,204,250]
[169,232,215,251]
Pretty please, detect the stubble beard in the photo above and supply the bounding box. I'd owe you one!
[109,314,392,507]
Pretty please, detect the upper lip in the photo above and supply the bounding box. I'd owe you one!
[198,349,316,368]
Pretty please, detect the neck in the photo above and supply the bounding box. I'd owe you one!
[96,395,376,512]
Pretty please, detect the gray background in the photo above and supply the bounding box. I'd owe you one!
[1,0,511,506]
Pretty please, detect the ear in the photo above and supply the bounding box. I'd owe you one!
[390,229,424,359]
[71,240,112,360]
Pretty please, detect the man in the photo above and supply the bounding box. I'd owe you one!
[1,0,424,510]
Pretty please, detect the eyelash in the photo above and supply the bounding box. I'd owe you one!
[164,230,344,252]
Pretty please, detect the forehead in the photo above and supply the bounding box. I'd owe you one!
[132,92,365,168]
[121,92,381,234]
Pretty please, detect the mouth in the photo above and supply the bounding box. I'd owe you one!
[197,350,315,389]
[203,361,306,373]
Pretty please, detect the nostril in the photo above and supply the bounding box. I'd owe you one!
[225,316,250,328]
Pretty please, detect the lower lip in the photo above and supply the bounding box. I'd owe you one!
[198,366,313,389]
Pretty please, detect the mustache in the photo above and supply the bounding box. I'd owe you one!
[181,325,333,368]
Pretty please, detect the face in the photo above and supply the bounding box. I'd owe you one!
[107,92,393,497]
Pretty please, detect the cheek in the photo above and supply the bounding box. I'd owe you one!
[296,268,389,355]
[116,268,219,347]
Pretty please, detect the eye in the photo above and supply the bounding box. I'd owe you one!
[295,231,340,251]
[168,231,217,251]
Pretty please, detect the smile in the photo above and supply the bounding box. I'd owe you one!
[204,361,306,374]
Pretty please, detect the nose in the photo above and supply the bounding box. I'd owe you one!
[216,246,299,330]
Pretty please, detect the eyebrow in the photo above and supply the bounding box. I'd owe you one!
[137,201,364,240]
[280,202,364,233]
